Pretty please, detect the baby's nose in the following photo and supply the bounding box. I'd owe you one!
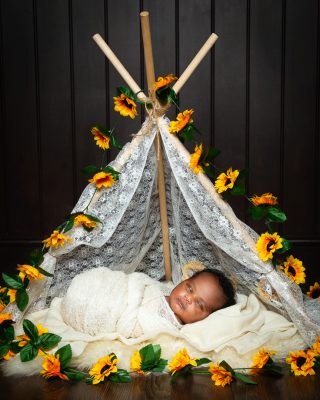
[185,294,193,304]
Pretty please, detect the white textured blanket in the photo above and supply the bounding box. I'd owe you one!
[2,267,306,376]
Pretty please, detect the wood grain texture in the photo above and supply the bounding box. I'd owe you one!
[0,370,319,400]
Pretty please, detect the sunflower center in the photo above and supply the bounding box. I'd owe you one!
[296,357,306,368]
[225,178,231,186]
[287,266,296,276]
[311,288,320,299]
[124,98,134,109]
[100,364,111,374]
[266,240,275,251]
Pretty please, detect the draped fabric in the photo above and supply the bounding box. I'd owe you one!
[7,116,320,346]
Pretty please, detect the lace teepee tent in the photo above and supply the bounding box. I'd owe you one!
[5,12,320,349]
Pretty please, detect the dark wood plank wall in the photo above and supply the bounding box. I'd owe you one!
[0,0,319,285]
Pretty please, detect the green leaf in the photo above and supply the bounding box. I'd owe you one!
[266,206,287,223]
[102,166,120,178]
[196,358,211,367]
[3,325,15,342]
[205,147,220,161]
[116,86,135,100]
[23,319,39,342]
[179,125,194,141]
[64,368,86,381]
[167,88,178,104]
[84,214,102,223]
[108,369,131,383]
[85,376,94,385]
[20,343,39,362]
[234,372,257,385]
[16,289,29,312]
[10,341,22,354]
[82,165,101,177]
[248,205,267,221]
[2,273,24,290]
[277,238,292,254]
[55,344,72,369]
[35,265,53,278]
[202,165,215,178]
[29,248,44,268]
[0,344,11,359]
[151,358,168,372]
[141,344,157,368]
[38,333,62,351]
[219,360,234,374]
[230,184,246,196]
[63,218,75,233]
[109,132,123,150]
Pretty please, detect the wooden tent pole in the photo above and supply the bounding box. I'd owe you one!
[172,33,218,94]
[140,11,172,281]
[92,34,147,101]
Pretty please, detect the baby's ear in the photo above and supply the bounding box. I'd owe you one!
[181,261,205,280]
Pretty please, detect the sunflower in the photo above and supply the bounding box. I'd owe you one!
[40,353,69,380]
[307,282,320,300]
[208,362,233,387]
[250,348,276,373]
[16,264,44,280]
[280,255,306,285]
[113,93,138,119]
[91,127,110,150]
[169,109,194,134]
[168,348,197,375]
[7,288,17,303]
[214,167,240,193]
[286,349,316,376]
[74,214,97,230]
[89,171,116,189]
[189,144,204,174]
[89,353,118,384]
[130,351,143,374]
[256,232,283,261]
[0,301,4,313]
[250,192,278,206]
[0,313,12,324]
[43,230,72,249]
[154,74,177,91]
[2,350,16,361]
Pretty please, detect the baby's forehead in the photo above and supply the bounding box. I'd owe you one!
[191,272,219,287]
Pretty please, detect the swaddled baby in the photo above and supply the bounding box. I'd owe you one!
[61,266,235,339]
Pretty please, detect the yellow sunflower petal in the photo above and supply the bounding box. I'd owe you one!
[280,255,306,285]
[88,171,116,190]
[256,232,283,261]
[169,109,194,134]
[214,167,240,193]
[42,230,72,249]
[168,348,197,375]
[208,362,233,387]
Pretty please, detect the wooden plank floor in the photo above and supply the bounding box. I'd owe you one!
[0,372,319,400]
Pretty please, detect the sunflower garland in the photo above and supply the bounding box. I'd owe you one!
[0,73,319,388]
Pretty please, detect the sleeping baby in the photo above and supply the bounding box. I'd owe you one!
[60,266,236,339]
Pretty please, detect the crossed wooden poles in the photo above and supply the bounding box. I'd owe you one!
[93,11,218,281]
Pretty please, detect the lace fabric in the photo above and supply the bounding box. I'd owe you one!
[7,116,319,346]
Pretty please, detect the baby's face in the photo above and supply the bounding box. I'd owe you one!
[168,272,226,324]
